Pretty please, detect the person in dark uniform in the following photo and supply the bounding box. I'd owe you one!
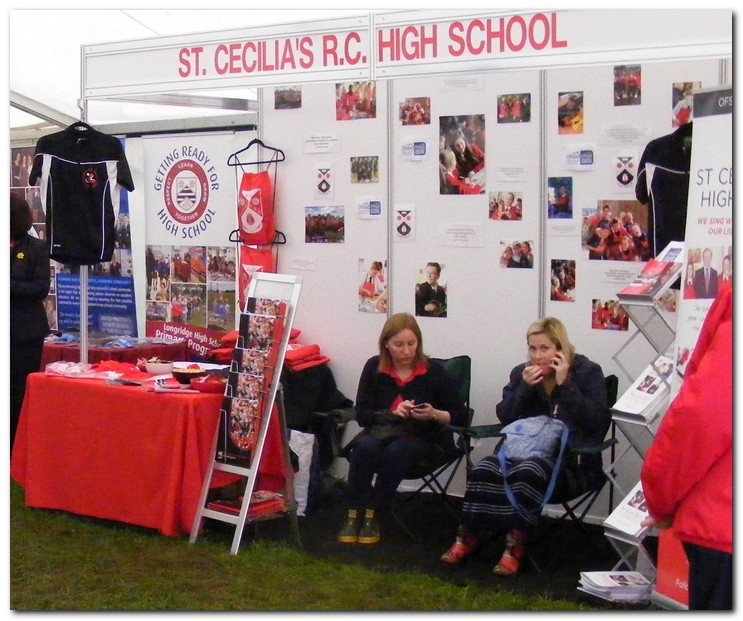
[10,192,51,452]
[415,262,447,317]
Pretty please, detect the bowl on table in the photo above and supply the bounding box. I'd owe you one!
[145,360,174,375]
[190,374,228,393]
[172,367,207,385]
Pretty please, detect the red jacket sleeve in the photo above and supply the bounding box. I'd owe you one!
[641,283,732,539]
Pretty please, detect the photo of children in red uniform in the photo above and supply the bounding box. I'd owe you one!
[582,200,651,261]
[439,114,485,195]
[336,81,376,120]
[497,92,532,123]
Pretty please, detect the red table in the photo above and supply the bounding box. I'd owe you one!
[11,373,227,537]
[40,339,189,371]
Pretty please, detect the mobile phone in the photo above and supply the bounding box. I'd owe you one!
[413,402,430,410]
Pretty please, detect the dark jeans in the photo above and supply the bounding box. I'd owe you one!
[346,433,436,511]
[10,337,44,453]
[683,541,733,610]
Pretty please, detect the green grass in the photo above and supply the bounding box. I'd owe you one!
[10,481,596,611]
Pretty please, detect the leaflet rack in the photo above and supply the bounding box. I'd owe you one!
[190,273,302,555]
[603,299,678,581]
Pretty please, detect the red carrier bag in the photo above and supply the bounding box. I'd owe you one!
[238,246,276,312]
[237,170,276,247]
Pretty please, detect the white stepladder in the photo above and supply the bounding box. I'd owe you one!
[190,273,302,555]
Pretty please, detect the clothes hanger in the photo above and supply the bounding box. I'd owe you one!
[227,138,286,167]
[228,229,287,245]
[66,120,94,133]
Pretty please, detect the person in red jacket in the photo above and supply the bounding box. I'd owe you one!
[640,281,732,610]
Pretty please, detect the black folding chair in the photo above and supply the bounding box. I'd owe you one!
[336,355,474,541]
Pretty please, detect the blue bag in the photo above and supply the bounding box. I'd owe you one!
[497,415,570,518]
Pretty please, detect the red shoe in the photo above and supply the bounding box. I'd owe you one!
[440,534,479,564]
[493,530,526,576]
[493,550,520,576]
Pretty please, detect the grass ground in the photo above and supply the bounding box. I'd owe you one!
[9,480,599,612]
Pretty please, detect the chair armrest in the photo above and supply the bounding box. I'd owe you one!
[446,423,504,439]
[445,423,505,473]
[568,438,618,456]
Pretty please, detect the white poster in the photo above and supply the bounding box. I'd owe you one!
[143,134,239,245]
[672,86,732,396]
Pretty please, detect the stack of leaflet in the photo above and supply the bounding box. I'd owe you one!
[579,571,652,603]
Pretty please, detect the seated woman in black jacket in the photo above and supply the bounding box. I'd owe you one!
[338,312,467,545]
[441,317,608,576]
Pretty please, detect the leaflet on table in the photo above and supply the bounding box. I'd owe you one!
[579,571,652,602]
[611,355,674,422]
[603,481,651,542]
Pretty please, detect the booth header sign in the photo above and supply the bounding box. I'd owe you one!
[372,9,731,77]
[83,10,731,98]
[84,15,371,97]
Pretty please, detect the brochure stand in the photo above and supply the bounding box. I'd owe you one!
[601,295,678,585]
[190,273,302,555]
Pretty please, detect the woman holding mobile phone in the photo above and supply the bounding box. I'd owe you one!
[337,312,467,545]
[440,317,608,576]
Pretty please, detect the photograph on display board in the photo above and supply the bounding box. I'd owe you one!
[172,245,207,283]
[207,246,237,282]
[582,200,651,261]
[274,86,302,110]
[206,281,235,332]
[32,223,46,242]
[671,81,700,128]
[44,296,57,331]
[357,258,388,313]
[439,114,485,195]
[170,283,206,327]
[146,245,171,301]
[10,146,34,187]
[547,177,572,219]
[497,92,532,123]
[613,65,642,106]
[48,266,56,295]
[399,97,431,125]
[499,241,534,269]
[146,301,169,322]
[305,205,345,243]
[591,299,629,331]
[685,245,730,300]
[114,212,131,249]
[350,156,379,183]
[550,259,576,302]
[414,261,447,318]
[657,289,678,314]
[488,191,523,220]
[108,248,130,277]
[335,81,377,120]
[557,91,584,134]
[26,187,44,223]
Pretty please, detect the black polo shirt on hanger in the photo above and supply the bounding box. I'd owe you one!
[29,123,135,265]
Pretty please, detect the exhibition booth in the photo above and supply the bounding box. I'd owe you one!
[10,9,733,609]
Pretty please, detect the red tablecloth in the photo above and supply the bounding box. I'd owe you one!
[40,340,189,370]
[11,373,247,537]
